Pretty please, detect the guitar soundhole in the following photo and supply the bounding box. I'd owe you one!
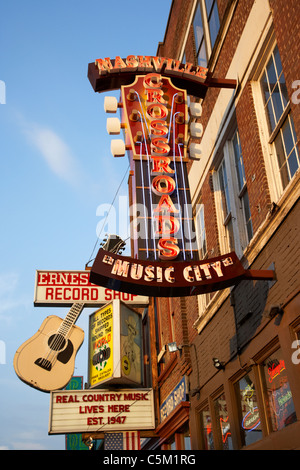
[48,334,66,351]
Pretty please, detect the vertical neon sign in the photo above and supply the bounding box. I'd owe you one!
[120,73,197,262]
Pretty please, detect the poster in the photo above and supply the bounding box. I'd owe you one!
[88,300,143,388]
[120,305,142,384]
[89,303,114,387]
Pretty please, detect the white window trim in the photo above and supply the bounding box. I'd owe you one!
[213,139,252,259]
[179,0,215,65]
[179,0,238,71]
[195,203,207,259]
[227,136,252,252]
[251,33,292,203]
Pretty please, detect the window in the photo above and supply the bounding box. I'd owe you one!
[195,204,207,259]
[204,0,220,49]
[164,425,191,450]
[214,127,254,257]
[192,0,220,67]
[217,158,235,252]
[260,44,299,193]
[193,3,207,67]
[183,427,191,450]
[199,403,214,449]
[214,392,233,449]
[232,130,253,242]
[261,348,297,432]
[235,370,263,446]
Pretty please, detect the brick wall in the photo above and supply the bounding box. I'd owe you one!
[154,0,300,426]
[157,0,194,58]
[235,83,272,232]
[193,198,300,386]
[269,0,300,148]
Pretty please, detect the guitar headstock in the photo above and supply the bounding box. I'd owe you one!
[101,68,204,261]
[104,74,204,161]
[100,234,126,255]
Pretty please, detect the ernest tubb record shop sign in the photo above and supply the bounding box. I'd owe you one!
[88,55,275,297]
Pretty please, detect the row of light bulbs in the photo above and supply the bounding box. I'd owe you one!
[104,96,203,160]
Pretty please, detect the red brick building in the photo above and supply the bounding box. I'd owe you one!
[144,0,300,450]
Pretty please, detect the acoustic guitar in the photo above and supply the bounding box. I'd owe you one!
[14,235,126,393]
[13,302,85,392]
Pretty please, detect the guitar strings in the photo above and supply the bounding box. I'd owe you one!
[136,108,157,260]
[134,89,157,260]
[38,303,84,370]
[38,306,80,369]
[178,142,194,259]
[168,93,194,260]
[47,304,83,359]
[172,110,187,260]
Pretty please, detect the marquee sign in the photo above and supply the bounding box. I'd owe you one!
[34,270,149,306]
[88,55,237,98]
[89,249,275,297]
[49,388,155,434]
[87,54,275,297]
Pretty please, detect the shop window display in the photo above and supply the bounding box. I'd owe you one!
[262,349,297,431]
[235,370,263,446]
[214,392,233,449]
[200,404,214,449]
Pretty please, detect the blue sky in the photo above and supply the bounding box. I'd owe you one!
[0,0,171,450]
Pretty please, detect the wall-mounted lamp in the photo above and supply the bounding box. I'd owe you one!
[167,342,182,354]
[190,387,201,399]
[266,305,283,318]
[213,357,225,371]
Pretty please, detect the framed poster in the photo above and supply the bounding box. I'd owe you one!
[88,300,142,388]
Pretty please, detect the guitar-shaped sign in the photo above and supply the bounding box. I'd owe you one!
[13,302,85,393]
[14,235,126,393]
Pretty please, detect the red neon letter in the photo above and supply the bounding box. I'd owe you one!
[154,194,179,214]
[154,215,180,235]
[146,103,168,121]
[143,73,162,88]
[151,156,174,174]
[152,175,176,195]
[151,137,170,156]
[157,238,180,260]
[150,120,168,136]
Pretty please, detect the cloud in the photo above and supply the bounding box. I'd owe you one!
[0,272,30,321]
[19,115,81,187]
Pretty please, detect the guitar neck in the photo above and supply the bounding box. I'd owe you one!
[58,302,84,337]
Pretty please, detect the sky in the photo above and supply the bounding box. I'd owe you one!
[0,0,172,450]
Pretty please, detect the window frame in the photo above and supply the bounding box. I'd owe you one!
[192,0,220,68]
[213,129,252,258]
[252,36,300,202]
[195,203,207,260]
[231,130,253,245]
[233,368,264,447]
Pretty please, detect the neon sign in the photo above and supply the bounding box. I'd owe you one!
[268,359,286,383]
[87,54,275,297]
[119,72,191,261]
[242,407,261,432]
